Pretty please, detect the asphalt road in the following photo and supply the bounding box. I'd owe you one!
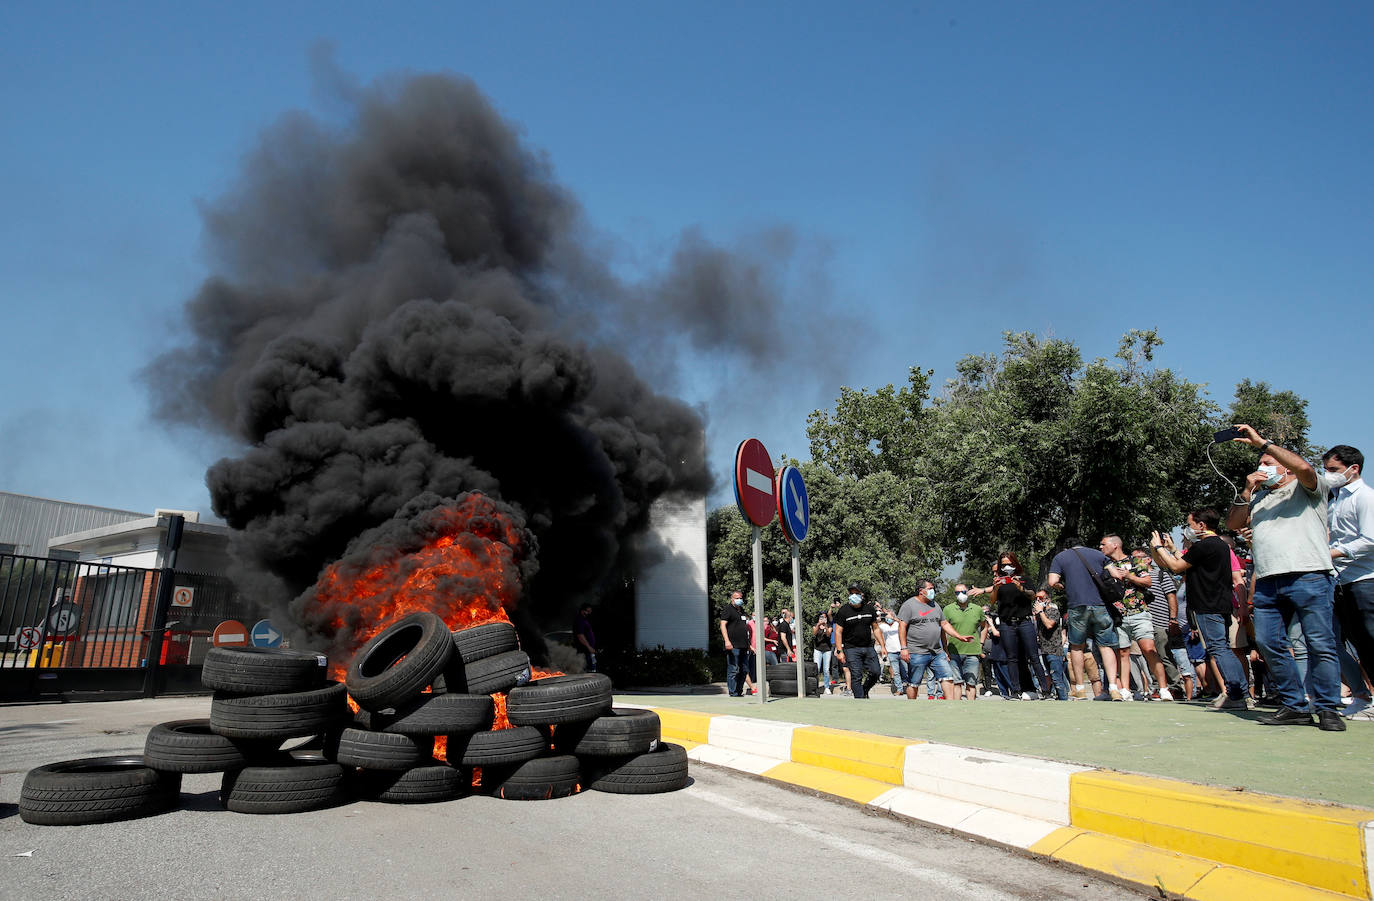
[0,698,1139,901]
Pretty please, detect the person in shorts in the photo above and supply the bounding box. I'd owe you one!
[943,583,987,700]
[1048,539,1126,700]
[897,580,972,701]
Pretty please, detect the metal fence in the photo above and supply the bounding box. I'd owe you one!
[0,553,265,699]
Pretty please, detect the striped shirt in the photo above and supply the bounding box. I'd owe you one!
[1146,565,1178,629]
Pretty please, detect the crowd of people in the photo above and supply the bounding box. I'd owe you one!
[720,428,1374,732]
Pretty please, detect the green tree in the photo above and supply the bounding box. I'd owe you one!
[924,330,1217,576]
[1189,378,1318,512]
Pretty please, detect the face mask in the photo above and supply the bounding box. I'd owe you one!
[1326,467,1350,488]
[884,616,894,624]
[1000,565,1016,575]
[1258,464,1281,487]
[848,593,862,606]
[731,597,743,607]
[924,588,936,600]
[956,592,968,603]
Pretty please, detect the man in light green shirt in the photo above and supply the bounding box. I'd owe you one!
[943,584,989,700]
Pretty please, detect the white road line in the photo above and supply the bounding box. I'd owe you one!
[688,786,1020,900]
[745,467,773,493]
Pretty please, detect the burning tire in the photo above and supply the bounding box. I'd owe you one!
[20,757,181,826]
[445,725,549,766]
[507,674,613,726]
[144,719,278,773]
[358,693,495,735]
[210,681,348,740]
[221,754,349,814]
[329,727,434,771]
[767,679,819,697]
[201,647,328,694]
[358,763,465,804]
[452,622,518,664]
[586,742,689,795]
[458,649,530,695]
[485,754,581,800]
[346,612,454,711]
[551,708,659,757]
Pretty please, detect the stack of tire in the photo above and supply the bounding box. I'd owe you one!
[18,646,345,824]
[16,610,688,825]
[345,611,688,800]
[767,662,820,697]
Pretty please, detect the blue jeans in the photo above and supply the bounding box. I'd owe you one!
[905,649,954,689]
[992,660,1012,697]
[1044,652,1069,700]
[1194,611,1248,698]
[813,649,833,690]
[1253,571,1340,711]
[890,654,911,693]
[1001,619,1049,696]
[842,646,881,698]
[948,651,982,686]
[1337,580,1374,680]
[725,648,749,695]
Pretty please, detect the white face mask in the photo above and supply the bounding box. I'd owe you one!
[924,588,936,600]
[1326,467,1351,488]
[1183,526,1200,541]
[956,592,968,603]
[848,593,863,606]
[1000,565,1016,575]
[1258,464,1281,487]
[731,597,743,607]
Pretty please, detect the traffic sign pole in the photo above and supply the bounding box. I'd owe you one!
[752,525,766,706]
[792,541,804,697]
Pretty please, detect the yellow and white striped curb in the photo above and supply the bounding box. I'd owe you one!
[650,707,1374,901]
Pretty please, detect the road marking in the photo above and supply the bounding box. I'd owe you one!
[688,786,1020,900]
[745,467,772,494]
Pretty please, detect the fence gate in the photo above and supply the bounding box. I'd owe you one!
[0,553,262,702]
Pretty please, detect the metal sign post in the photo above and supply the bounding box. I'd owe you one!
[791,541,804,697]
[752,525,766,705]
[775,465,810,698]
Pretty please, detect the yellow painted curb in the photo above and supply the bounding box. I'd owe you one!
[1028,826,1086,856]
[790,726,917,786]
[652,708,715,746]
[1069,771,1372,898]
[1188,866,1361,901]
[1049,831,1215,896]
[761,760,893,805]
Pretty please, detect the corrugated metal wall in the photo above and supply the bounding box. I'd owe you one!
[634,496,708,650]
[0,493,148,557]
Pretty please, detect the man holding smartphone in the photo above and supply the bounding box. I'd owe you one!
[1225,425,1346,731]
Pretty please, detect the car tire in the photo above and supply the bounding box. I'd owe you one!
[20,757,181,826]
[356,693,496,735]
[328,727,433,771]
[144,719,278,773]
[445,726,549,767]
[451,622,518,664]
[586,742,689,794]
[767,679,818,697]
[507,674,612,726]
[766,663,819,681]
[346,612,454,711]
[358,763,466,804]
[455,650,530,695]
[220,755,348,814]
[209,682,348,740]
[551,708,659,757]
[485,754,580,800]
[201,647,328,694]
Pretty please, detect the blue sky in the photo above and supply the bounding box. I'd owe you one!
[1,2,1370,517]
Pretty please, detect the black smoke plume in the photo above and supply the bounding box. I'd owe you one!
[144,71,715,647]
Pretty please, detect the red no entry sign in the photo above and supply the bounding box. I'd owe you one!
[733,438,776,527]
[212,620,249,647]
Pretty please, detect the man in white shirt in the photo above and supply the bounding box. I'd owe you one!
[1324,445,1374,719]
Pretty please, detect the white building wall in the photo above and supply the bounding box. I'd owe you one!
[634,496,708,650]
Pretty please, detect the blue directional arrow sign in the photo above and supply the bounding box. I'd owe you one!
[250,619,283,648]
[775,465,810,543]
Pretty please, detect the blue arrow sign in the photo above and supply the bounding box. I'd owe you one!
[250,619,283,648]
[776,465,810,543]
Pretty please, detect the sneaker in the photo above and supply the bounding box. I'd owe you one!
[927,694,935,700]
[1211,693,1253,711]
[824,688,832,695]
[1342,697,1371,719]
[1108,685,1123,701]
[1159,687,1174,701]
[1092,691,1113,701]
[1318,710,1347,732]
[1120,690,1134,702]
[1069,685,1089,701]
[1258,706,1316,726]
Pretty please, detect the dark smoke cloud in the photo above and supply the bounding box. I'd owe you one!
[145,66,854,645]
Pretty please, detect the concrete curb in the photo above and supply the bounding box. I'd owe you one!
[651,707,1373,900]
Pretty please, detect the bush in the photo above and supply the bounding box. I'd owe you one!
[598,646,715,687]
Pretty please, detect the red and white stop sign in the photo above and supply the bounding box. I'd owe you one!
[733,438,776,527]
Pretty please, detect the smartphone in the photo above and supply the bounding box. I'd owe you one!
[1212,426,1245,443]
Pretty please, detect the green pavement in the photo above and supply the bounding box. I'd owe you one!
[624,692,1374,809]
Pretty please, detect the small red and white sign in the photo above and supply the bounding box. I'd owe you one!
[212,620,249,647]
[733,438,776,527]
[15,626,43,650]
[171,586,195,608]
